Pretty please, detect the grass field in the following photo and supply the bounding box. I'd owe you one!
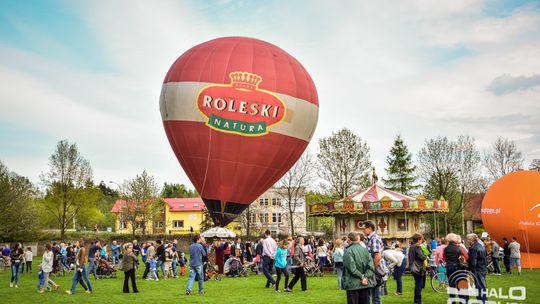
[1,258,538,303]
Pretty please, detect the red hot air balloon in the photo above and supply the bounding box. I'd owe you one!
[160,37,319,227]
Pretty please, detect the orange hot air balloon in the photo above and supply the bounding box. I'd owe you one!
[481,171,540,268]
[160,37,318,226]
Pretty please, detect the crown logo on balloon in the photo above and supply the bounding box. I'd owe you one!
[229,71,262,91]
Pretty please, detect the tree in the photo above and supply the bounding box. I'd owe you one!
[305,191,337,233]
[119,171,161,239]
[484,137,524,181]
[39,140,97,239]
[0,161,40,242]
[382,135,419,195]
[418,136,461,233]
[161,183,198,198]
[317,128,372,198]
[275,151,313,237]
[200,209,214,233]
[529,159,540,171]
[454,135,482,235]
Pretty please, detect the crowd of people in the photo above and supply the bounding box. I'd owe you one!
[0,223,523,303]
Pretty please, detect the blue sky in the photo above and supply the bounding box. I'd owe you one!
[1,0,539,189]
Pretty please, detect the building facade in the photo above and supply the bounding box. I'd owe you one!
[111,198,205,235]
[240,187,307,236]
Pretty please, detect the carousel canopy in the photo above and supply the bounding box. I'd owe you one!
[338,184,414,203]
[310,184,448,217]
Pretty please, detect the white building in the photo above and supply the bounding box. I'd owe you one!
[240,187,307,237]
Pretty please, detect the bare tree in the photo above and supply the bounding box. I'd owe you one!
[40,140,98,239]
[317,128,372,198]
[275,152,313,236]
[418,136,460,233]
[454,135,482,234]
[484,137,524,181]
[529,159,540,171]
[120,171,161,239]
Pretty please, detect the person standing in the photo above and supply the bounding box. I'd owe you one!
[509,237,521,275]
[66,241,92,295]
[261,229,277,288]
[122,243,139,293]
[186,235,207,295]
[87,240,100,279]
[316,239,328,276]
[40,243,59,293]
[142,241,155,280]
[172,239,179,278]
[232,237,245,263]
[274,239,290,293]
[9,243,24,288]
[490,239,502,275]
[287,236,307,292]
[408,233,427,304]
[443,233,468,302]
[111,240,120,266]
[24,246,33,273]
[467,233,487,303]
[333,239,345,290]
[343,232,375,304]
[502,237,511,274]
[383,244,406,296]
[155,240,165,279]
[362,220,383,304]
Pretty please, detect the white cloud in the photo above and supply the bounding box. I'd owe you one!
[1,0,539,191]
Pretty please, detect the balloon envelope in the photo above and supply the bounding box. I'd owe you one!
[481,171,540,268]
[160,37,318,226]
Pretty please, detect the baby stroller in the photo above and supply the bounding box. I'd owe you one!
[304,256,321,277]
[96,257,117,278]
[227,257,247,277]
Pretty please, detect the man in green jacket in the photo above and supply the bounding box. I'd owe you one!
[343,232,375,304]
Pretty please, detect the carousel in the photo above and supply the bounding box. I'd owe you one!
[309,184,449,241]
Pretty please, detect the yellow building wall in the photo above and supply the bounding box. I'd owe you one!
[165,204,204,234]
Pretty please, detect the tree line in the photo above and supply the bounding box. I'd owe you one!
[0,140,197,242]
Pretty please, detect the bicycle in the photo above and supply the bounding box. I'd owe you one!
[430,265,450,293]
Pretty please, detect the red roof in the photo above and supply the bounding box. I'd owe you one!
[163,198,205,212]
[111,198,205,213]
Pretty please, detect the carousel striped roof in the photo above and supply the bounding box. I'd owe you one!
[341,184,414,202]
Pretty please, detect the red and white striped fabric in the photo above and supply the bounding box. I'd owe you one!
[342,184,414,202]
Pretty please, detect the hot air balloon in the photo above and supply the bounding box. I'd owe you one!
[482,171,540,268]
[160,37,319,227]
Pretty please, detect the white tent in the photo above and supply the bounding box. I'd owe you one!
[201,226,236,239]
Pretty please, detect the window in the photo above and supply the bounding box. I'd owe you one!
[173,220,184,228]
[154,221,164,228]
[136,221,145,229]
[272,197,281,206]
[272,213,282,223]
[249,213,256,223]
[119,221,126,229]
[259,198,269,206]
[262,213,269,223]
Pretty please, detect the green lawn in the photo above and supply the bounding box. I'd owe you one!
[1,259,538,303]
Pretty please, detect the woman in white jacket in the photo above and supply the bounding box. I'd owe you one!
[40,243,59,293]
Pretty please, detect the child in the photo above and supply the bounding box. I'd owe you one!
[36,268,45,292]
[36,267,59,292]
[147,258,159,281]
[24,247,33,273]
[179,252,186,276]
